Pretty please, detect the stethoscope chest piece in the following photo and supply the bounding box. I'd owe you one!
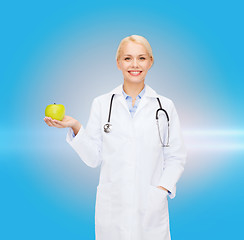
[104,123,112,133]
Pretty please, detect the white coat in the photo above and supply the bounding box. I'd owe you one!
[66,83,187,240]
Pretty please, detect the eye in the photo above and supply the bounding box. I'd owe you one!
[140,57,146,60]
[124,57,130,60]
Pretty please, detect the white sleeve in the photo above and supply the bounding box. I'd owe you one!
[157,101,187,199]
[66,97,103,168]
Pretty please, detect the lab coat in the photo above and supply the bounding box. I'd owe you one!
[66,83,187,240]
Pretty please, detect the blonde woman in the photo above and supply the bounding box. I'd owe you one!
[44,35,187,240]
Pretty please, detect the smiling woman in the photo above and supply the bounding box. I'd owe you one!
[44,34,187,240]
[116,36,154,98]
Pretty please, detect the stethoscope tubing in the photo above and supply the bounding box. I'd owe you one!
[104,94,170,147]
[104,94,115,133]
[156,98,170,147]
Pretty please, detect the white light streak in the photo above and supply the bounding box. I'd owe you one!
[182,129,244,151]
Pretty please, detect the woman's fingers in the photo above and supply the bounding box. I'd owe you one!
[50,119,62,128]
[44,117,53,127]
[44,115,76,128]
[43,117,67,128]
[52,119,66,128]
[44,117,57,127]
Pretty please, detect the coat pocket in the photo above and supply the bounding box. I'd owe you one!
[142,185,169,229]
[95,183,112,226]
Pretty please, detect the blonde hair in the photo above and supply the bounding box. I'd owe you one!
[116,35,154,65]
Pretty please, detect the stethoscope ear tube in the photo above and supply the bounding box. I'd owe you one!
[108,94,115,123]
[156,108,169,122]
[156,98,170,147]
[156,108,169,147]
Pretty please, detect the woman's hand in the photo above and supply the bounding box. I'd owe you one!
[43,115,77,128]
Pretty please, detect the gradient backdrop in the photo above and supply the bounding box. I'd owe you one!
[1,1,243,239]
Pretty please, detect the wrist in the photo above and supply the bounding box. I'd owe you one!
[157,186,168,192]
[72,120,81,135]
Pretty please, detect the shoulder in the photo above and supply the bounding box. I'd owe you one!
[156,94,174,107]
[147,84,175,109]
[93,84,121,103]
[88,86,119,112]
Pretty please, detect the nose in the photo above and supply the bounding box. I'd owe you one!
[131,58,139,68]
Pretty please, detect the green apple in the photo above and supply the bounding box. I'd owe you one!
[45,103,65,121]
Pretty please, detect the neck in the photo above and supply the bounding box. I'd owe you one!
[123,81,145,100]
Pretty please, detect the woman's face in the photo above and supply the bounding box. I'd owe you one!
[116,41,153,85]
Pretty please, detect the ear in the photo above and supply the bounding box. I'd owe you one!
[149,57,153,69]
[116,59,121,70]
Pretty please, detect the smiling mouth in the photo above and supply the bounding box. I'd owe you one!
[128,71,142,76]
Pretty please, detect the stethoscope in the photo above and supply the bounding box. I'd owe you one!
[103,94,170,147]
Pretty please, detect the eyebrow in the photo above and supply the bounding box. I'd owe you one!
[123,54,147,56]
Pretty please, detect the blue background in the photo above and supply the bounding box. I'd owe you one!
[1,0,243,239]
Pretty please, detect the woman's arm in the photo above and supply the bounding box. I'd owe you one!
[65,97,103,168]
[44,101,103,168]
[71,120,82,136]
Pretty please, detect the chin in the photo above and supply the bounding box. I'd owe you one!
[125,76,145,83]
[126,79,144,84]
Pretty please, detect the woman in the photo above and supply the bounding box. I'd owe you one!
[44,35,187,240]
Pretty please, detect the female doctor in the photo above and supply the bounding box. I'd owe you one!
[44,34,187,240]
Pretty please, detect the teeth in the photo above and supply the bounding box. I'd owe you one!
[130,71,141,74]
